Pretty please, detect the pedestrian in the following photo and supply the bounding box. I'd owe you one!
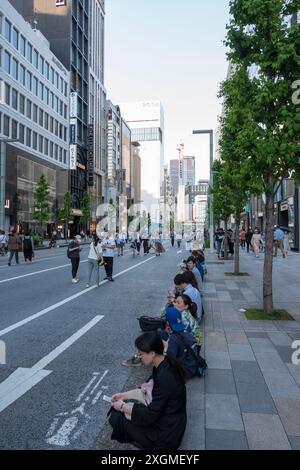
[228,229,235,257]
[251,227,262,257]
[101,232,116,281]
[154,232,165,256]
[215,228,224,259]
[7,231,22,266]
[240,227,246,250]
[23,232,34,262]
[186,256,203,294]
[134,231,141,255]
[176,232,182,248]
[142,232,149,255]
[86,236,104,288]
[0,230,8,256]
[274,226,285,258]
[109,331,187,450]
[67,235,81,283]
[172,296,201,345]
[170,230,175,247]
[116,232,125,256]
[174,272,202,322]
[283,230,290,257]
[245,228,253,253]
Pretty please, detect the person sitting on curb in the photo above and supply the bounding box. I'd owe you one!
[174,272,202,322]
[163,308,201,381]
[108,331,187,450]
[186,256,203,294]
[172,295,201,345]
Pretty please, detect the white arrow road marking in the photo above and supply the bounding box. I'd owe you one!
[0,316,103,414]
[0,255,156,338]
[46,369,109,447]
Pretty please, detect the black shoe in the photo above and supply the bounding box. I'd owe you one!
[8,263,11,266]
[109,277,114,282]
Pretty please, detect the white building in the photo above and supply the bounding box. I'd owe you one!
[119,101,164,215]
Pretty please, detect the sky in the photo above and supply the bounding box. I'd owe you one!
[105,0,230,181]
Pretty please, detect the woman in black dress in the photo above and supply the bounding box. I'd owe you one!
[109,331,187,450]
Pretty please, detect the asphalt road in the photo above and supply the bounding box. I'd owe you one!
[0,242,185,449]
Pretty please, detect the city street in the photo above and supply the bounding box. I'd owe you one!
[0,242,183,450]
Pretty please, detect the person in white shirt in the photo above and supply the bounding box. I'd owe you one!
[86,236,103,287]
[116,232,126,256]
[101,232,116,281]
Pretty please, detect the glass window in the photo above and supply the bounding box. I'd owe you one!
[50,141,54,158]
[55,120,58,136]
[26,128,31,147]
[4,51,10,73]
[55,144,58,160]
[51,67,55,84]
[64,82,68,97]
[63,149,67,164]
[20,35,26,56]
[59,147,63,162]
[44,138,49,156]
[60,100,63,116]
[39,135,43,153]
[45,61,49,80]
[44,113,49,130]
[64,104,67,119]
[4,19,11,42]
[33,132,37,150]
[26,100,32,119]
[20,94,25,114]
[60,77,64,93]
[27,43,32,62]
[56,72,59,89]
[5,83,10,105]
[12,58,18,80]
[12,119,18,139]
[59,123,63,139]
[39,56,44,75]
[4,115,10,136]
[20,65,25,86]
[26,70,32,91]
[33,76,38,96]
[55,96,59,113]
[64,126,67,142]
[50,117,54,133]
[12,89,18,110]
[19,124,25,144]
[38,81,43,101]
[45,87,49,105]
[33,104,38,123]
[39,109,43,127]
[50,91,54,109]
[33,49,38,69]
[13,28,19,50]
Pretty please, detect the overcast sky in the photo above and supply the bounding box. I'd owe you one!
[105,0,230,181]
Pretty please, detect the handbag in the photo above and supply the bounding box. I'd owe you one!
[138,315,166,332]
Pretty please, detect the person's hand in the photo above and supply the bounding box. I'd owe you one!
[112,400,125,412]
[111,393,126,402]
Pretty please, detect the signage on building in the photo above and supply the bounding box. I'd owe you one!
[87,124,94,187]
[70,144,77,170]
[76,162,86,171]
[70,92,78,118]
[280,202,288,211]
[70,118,77,145]
[56,0,67,6]
[71,209,83,216]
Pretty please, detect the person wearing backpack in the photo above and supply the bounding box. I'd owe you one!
[23,232,34,262]
[67,236,81,283]
[86,235,103,288]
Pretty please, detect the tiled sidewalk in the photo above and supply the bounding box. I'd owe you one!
[197,249,300,450]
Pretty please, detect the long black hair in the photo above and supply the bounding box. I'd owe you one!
[182,270,198,290]
[135,331,186,384]
[179,294,198,320]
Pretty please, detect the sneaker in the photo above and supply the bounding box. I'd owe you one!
[72,278,79,283]
[122,355,142,367]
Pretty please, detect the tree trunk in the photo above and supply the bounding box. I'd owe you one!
[234,212,240,275]
[263,189,274,314]
[224,219,229,260]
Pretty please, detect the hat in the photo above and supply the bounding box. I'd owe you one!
[166,307,184,332]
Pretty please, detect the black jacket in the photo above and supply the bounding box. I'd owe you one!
[131,358,187,450]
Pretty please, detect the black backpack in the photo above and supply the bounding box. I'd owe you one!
[176,332,208,377]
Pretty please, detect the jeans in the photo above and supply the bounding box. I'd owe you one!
[9,250,19,264]
[87,258,99,285]
[117,243,124,256]
[71,257,80,279]
[274,240,285,257]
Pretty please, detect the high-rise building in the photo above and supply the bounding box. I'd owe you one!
[182,156,195,186]
[131,142,141,206]
[119,101,164,214]
[9,0,107,231]
[0,0,69,232]
[169,159,179,195]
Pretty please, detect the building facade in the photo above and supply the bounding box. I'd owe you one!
[0,0,69,233]
[119,101,164,217]
[169,159,179,196]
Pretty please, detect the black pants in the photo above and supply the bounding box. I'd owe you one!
[171,238,174,247]
[103,257,113,278]
[9,250,19,264]
[143,240,149,254]
[246,242,251,253]
[241,240,245,249]
[71,257,80,279]
[136,242,141,253]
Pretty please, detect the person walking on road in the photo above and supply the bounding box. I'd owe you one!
[274,226,285,258]
[283,230,291,258]
[246,228,253,253]
[86,236,103,287]
[134,231,141,255]
[176,232,182,249]
[0,230,8,256]
[8,231,22,266]
[68,235,81,283]
[240,228,246,250]
[116,232,126,256]
[142,232,149,255]
[251,227,262,258]
[101,232,116,281]
[170,231,175,247]
[23,232,34,262]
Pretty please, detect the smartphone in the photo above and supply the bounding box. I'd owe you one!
[102,395,112,403]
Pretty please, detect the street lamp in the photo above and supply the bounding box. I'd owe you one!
[192,129,214,253]
[0,138,19,230]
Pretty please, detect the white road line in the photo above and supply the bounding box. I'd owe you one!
[177,250,182,254]
[0,316,104,414]
[0,260,88,285]
[32,316,103,370]
[0,255,156,338]
[75,373,99,403]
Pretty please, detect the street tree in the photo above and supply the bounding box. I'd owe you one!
[225,0,300,313]
[33,174,50,235]
[59,192,74,239]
